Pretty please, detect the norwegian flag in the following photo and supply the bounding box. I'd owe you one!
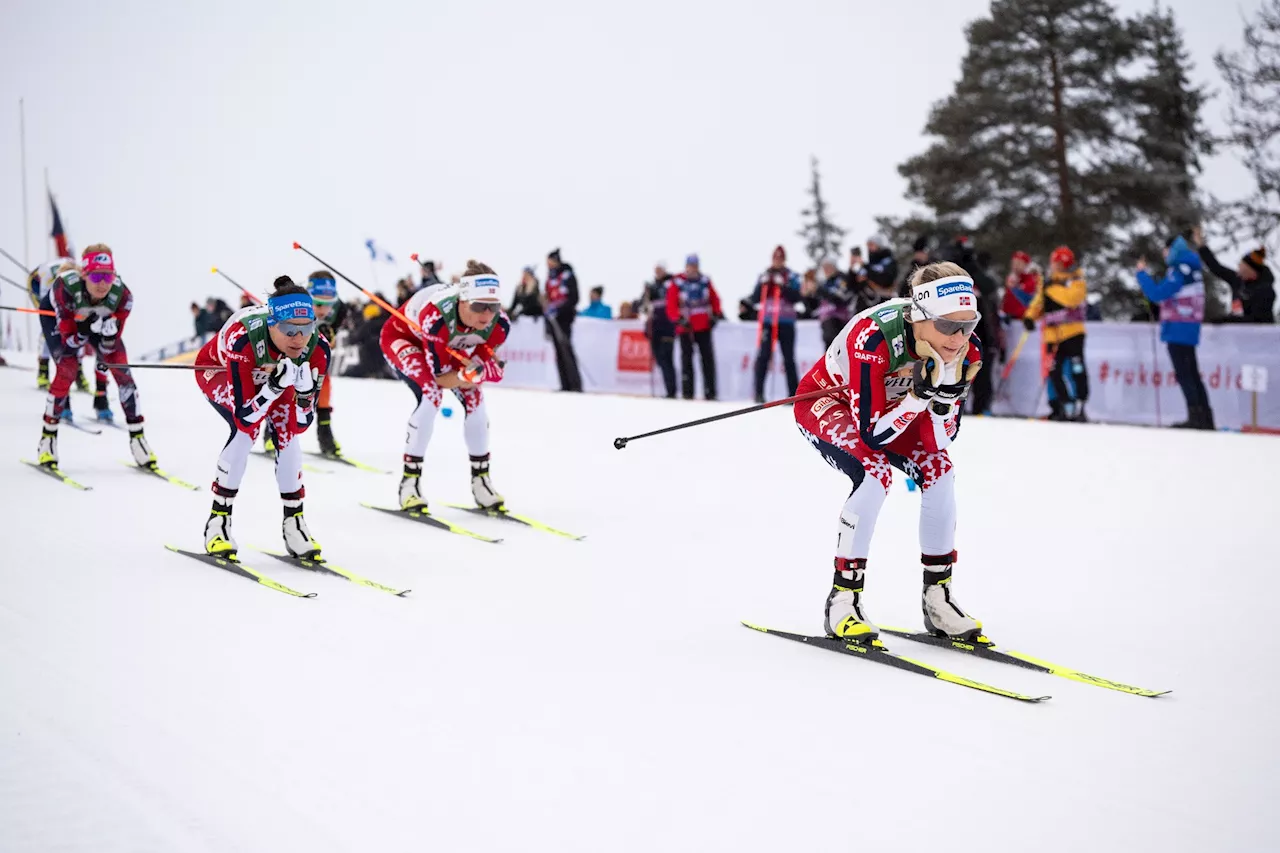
[49,190,72,258]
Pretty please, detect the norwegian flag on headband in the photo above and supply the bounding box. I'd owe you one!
[49,190,72,258]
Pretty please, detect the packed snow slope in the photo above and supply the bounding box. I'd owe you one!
[0,357,1275,853]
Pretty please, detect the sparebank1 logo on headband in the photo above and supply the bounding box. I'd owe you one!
[937,280,974,298]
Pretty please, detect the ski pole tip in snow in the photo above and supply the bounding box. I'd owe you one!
[613,437,628,450]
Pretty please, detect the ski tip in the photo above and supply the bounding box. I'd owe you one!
[740,621,770,633]
[396,589,412,597]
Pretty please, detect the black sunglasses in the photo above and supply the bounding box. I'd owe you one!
[913,300,981,336]
[469,302,500,314]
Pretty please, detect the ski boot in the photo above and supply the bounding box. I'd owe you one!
[316,407,341,457]
[37,358,49,390]
[75,366,91,394]
[59,406,74,424]
[470,454,504,510]
[399,455,426,510]
[281,489,320,558]
[921,551,982,641]
[94,394,116,423]
[128,423,157,468]
[262,430,276,459]
[36,425,59,469]
[823,558,879,642]
[204,488,238,556]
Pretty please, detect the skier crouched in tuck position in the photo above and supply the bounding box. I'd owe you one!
[793,260,985,642]
[36,245,157,470]
[381,260,510,511]
[195,276,331,558]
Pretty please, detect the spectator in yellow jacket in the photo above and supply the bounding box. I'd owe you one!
[1025,246,1089,421]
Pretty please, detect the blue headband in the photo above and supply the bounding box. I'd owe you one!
[267,292,316,326]
[308,276,338,301]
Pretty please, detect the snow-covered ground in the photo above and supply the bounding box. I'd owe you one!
[1,354,1276,853]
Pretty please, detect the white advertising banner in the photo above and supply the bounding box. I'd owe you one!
[454,317,1280,431]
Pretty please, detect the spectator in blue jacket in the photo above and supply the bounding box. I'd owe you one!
[750,245,803,402]
[1136,234,1214,430]
[580,286,613,319]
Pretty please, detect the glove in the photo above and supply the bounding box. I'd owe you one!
[294,365,320,408]
[92,316,120,351]
[910,340,947,401]
[932,360,983,412]
[1023,317,1036,332]
[266,359,300,395]
[459,358,503,384]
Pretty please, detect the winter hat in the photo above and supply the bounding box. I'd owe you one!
[547,248,562,263]
[912,235,930,253]
[458,271,501,303]
[909,274,977,322]
[1050,246,1076,269]
[867,234,888,248]
[685,254,699,267]
[82,247,114,276]
[1011,250,1032,264]
[772,245,786,262]
[1244,247,1268,272]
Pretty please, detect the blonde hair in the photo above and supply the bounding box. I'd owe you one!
[82,242,112,256]
[907,260,967,291]
[464,259,496,276]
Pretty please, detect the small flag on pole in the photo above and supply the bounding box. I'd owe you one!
[50,191,72,258]
[365,239,395,264]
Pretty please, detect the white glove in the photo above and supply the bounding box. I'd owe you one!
[294,364,317,396]
[266,360,301,394]
[90,315,118,338]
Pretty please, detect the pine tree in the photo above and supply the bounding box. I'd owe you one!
[893,0,1134,269]
[1097,3,1214,318]
[797,156,846,269]
[1214,0,1280,248]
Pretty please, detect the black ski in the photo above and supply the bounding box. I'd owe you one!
[741,622,1050,703]
[253,548,411,596]
[878,627,1170,698]
[21,459,92,490]
[165,545,316,598]
[361,503,503,543]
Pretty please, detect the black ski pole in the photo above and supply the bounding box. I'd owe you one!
[0,247,33,276]
[613,383,851,449]
[211,267,262,304]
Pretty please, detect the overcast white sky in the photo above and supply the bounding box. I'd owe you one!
[0,0,1264,351]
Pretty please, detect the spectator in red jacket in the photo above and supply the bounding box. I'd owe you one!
[667,253,723,400]
[1001,251,1041,319]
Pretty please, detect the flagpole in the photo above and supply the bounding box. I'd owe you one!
[19,98,31,351]
[44,168,50,259]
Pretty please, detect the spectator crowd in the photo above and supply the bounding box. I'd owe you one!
[185,231,1276,431]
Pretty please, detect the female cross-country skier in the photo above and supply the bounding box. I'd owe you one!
[793,261,985,641]
[306,269,347,455]
[195,276,331,558]
[380,260,510,511]
[36,245,156,471]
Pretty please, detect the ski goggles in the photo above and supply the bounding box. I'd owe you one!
[266,292,316,336]
[87,271,116,285]
[468,301,501,315]
[912,300,981,337]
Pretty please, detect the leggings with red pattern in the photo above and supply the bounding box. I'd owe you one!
[794,399,956,564]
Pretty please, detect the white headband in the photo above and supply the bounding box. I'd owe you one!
[458,273,501,303]
[909,274,977,320]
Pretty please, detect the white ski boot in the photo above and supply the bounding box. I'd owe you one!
[282,490,320,558]
[128,423,156,468]
[399,455,426,510]
[204,491,238,556]
[470,455,504,510]
[823,558,879,642]
[921,551,982,640]
[37,425,59,468]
